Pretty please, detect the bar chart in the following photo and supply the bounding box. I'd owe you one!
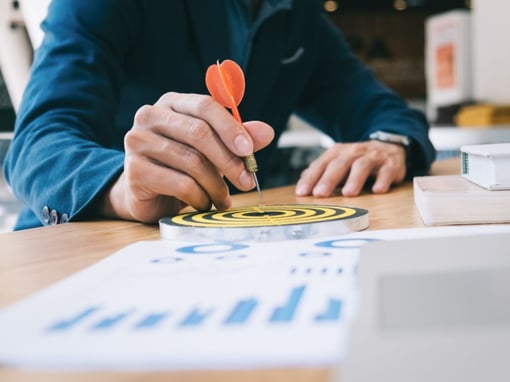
[46,284,346,336]
[0,233,369,369]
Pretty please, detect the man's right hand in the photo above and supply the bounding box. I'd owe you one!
[99,92,274,223]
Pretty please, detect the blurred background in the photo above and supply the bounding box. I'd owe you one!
[1,0,509,231]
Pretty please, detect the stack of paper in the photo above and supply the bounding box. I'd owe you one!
[414,175,510,225]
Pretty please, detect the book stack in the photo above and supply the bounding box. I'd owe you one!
[414,175,510,226]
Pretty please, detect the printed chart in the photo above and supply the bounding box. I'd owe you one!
[0,225,508,370]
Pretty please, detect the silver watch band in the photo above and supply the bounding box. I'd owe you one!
[369,130,411,147]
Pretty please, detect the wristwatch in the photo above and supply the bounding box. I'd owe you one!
[368,130,411,148]
[369,130,415,176]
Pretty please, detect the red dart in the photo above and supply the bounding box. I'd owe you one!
[204,59,263,205]
[205,59,245,123]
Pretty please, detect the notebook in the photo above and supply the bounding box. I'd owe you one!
[413,175,510,225]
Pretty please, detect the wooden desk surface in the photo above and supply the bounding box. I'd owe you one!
[0,158,459,382]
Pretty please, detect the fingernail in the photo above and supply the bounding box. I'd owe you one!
[234,134,253,156]
[295,183,308,196]
[342,184,355,196]
[239,170,255,189]
[313,184,329,197]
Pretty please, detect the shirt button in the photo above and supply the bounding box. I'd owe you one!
[60,213,69,224]
[49,209,59,226]
[42,206,50,225]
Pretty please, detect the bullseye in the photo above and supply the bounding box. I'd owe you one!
[159,204,369,242]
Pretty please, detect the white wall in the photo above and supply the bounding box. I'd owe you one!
[0,0,32,112]
[472,0,510,103]
[0,0,50,112]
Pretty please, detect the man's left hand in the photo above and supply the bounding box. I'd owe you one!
[295,140,406,197]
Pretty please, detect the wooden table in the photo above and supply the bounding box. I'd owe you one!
[0,158,459,382]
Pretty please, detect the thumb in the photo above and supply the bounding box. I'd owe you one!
[243,121,275,152]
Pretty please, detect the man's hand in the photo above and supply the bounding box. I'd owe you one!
[100,92,274,223]
[295,140,406,197]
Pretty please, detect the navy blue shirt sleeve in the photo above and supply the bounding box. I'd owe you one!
[3,0,143,228]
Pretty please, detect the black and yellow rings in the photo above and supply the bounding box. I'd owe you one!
[160,204,369,242]
[168,205,365,228]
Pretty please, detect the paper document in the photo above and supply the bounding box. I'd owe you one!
[0,225,509,370]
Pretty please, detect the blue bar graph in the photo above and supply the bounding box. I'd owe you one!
[224,298,257,325]
[44,284,340,335]
[315,298,342,322]
[48,306,100,332]
[179,308,212,327]
[91,311,132,331]
[133,312,169,330]
[269,285,305,323]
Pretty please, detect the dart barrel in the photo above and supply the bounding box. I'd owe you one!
[243,154,258,173]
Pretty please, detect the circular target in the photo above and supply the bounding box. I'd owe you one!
[160,204,369,242]
[168,204,365,228]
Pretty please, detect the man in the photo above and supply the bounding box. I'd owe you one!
[3,0,435,230]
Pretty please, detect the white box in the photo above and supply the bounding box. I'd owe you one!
[461,143,510,190]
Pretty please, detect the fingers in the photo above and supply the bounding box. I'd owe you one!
[136,94,274,191]
[125,117,232,213]
[295,141,406,197]
[131,103,243,189]
[156,92,254,157]
[341,154,377,196]
[124,153,226,213]
[157,93,274,154]
[371,155,406,194]
[121,92,275,223]
[125,128,231,206]
[295,152,349,197]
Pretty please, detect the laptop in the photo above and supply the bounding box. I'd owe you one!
[337,232,510,382]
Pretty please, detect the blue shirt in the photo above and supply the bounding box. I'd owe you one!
[226,0,291,67]
[4,0,435,230]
